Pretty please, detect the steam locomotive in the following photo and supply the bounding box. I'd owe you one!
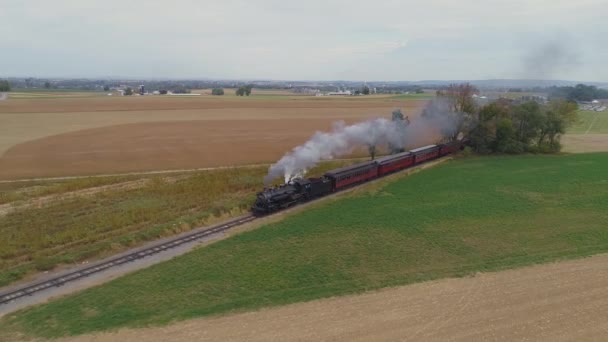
[251,139,469,216]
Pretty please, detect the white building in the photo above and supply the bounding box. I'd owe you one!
[327,90,352,96]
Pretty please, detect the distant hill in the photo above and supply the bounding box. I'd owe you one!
[410,79,608,89]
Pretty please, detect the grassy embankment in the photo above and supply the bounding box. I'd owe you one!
[3,152,608,339]
[0,161,353,288]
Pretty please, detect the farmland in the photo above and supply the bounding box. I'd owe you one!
[0,92,429,179]
[2,152,607,339]
[0,160,355,288]
[56,254,608,342]
[567,110,608,134]
[0,90,431,288]
[563,110,608,153]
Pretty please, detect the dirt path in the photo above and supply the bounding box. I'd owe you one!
[62,253,608,342]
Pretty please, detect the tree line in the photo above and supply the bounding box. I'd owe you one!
[548,84,608,102]
[430,83,578,154]
[0,80,10,92]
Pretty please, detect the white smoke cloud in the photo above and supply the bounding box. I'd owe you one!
[263,105,459,185]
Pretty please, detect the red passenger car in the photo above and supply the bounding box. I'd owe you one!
[410,145,440,164]
[324,161,378,190]
[376,151,414,176]
[439,140,464,156]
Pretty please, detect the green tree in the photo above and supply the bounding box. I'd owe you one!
[124,87,133,96]
[494,118,522,153]
[470,102,507,154]
[368,144,376,160]
[44,81,51,89]
[512,101,544,146]
[549,84,608,102]
[362,86,370,95]
[0,80,10,92]
[103,85,110,91]
[537,100,577,152]
[211,88,224,96]
[470,99,577,154]
[434,83,479,141]
[236,85,253,96]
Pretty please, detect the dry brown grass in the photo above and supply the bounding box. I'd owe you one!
[0,95,419,113]
[0,95,427,179]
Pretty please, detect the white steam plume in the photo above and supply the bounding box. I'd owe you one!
[264,105,459,185]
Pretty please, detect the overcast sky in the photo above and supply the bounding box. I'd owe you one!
[1,0,606,81]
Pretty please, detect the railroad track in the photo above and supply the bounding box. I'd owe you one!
[0,154,455,307]
[0,215,256,306]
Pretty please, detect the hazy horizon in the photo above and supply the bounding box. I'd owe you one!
[2,0,607,82]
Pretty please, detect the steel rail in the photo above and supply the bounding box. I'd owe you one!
[0,150,460,306]
[0,215,256,305]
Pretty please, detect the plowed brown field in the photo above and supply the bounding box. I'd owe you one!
[0,96,427,179]
[61,254,608,342]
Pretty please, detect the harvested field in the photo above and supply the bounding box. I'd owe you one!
[0,95,422,114]
[0,160,358,288]
[562,134,608,153]
[0,96,428,179]
[0,117,438,179]
[58,253,608,342]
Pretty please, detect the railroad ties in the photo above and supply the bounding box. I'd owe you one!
[0,215,256,306]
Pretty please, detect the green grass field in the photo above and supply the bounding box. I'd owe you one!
[568,110,608,134]
[0,161,355,288]
[3,153,608,339]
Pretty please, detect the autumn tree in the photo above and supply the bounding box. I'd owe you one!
[432,83,479,141]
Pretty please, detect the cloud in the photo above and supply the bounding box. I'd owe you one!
[0,0,606,81]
